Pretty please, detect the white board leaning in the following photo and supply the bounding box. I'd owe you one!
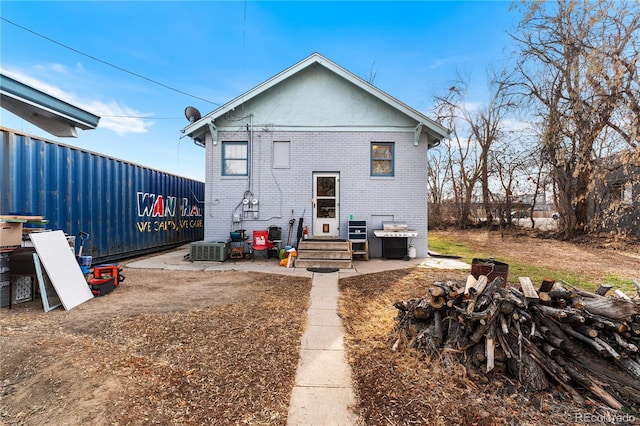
[29,230,93,310]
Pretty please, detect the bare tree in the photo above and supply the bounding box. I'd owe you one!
[427,148,452,227]
[512,0,640,237]
[491,135,536,226]
[432,106,481,228]
[433,69,518,227]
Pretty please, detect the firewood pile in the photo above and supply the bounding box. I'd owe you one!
[391,275,640,410]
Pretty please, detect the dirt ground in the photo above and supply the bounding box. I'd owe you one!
[0,269,311,425]
[1,229,639,425]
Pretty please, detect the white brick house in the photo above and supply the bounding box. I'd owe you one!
[182,53,449,258]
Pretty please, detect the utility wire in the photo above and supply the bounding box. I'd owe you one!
[1,17,221,106]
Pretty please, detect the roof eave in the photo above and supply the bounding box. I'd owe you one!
[0,73,100,135]
[182,53,451,143]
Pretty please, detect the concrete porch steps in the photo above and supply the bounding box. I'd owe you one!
[295,240,352,269]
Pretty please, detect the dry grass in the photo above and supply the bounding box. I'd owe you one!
[339,229,640,425]
[0,270,311,425]
[2,229,639,425]
[339,268,630,425]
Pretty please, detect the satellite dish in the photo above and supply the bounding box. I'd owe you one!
[184,106,202,123]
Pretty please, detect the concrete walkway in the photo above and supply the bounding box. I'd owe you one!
[125,247,469,425]
[287,271,358,425]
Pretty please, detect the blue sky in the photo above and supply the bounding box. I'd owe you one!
[1,1,520,181]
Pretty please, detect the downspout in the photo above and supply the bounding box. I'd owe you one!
[248,114,254,192]
[414,123,423,146]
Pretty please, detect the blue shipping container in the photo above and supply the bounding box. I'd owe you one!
[1,127,205,262]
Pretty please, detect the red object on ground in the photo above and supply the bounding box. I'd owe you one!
[88,276,115,296]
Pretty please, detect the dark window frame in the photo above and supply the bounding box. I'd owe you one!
[371,142,395,177]
[222,141,249,176]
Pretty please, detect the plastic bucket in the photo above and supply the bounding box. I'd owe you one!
[78,255,92,266]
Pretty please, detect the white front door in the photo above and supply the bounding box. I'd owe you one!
[312,172,339,238]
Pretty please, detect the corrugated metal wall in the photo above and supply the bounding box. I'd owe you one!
[1,128,204,261]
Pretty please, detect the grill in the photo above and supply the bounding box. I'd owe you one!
[373,222,419,259]
[373,221,419,238]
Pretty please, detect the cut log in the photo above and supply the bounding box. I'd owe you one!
[570,296,585,310]
[471,342,486,365]
[584,296,640,320]
[429,285,446,298]
[633,279,640,297]
[538,292,552,304]
[392,275,640,409]
[413,299,433,320]
[614,333,639,353]
[583,312,628,333]
[469,275,488,296]
[617,357,640,380]
[464,274,477,297]
[549,281,572,300]
[553,356,623,410]
[614,289,632,301]
[429,296,446,309]
[572,288,640,320]
[538,277,555,293]
[595,284,613,296]
[595,337,621,360]
[433,310,443,345]
[574,325,598,339]
[485,330,496,373]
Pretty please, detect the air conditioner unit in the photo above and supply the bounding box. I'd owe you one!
[190,241,229,261]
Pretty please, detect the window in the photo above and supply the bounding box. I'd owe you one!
[222,141,248,176]
[273,141,290,169]
[371,142,394,177]
[609,181,635,207]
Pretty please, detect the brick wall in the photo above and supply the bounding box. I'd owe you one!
[203,129,430,257]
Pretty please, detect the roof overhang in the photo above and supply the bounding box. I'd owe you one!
[182,53,450,147]
[0,73,100,138]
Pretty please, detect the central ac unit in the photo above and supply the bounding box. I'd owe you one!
[190,241,229,261]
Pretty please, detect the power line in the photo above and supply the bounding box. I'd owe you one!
[1,17,220,107]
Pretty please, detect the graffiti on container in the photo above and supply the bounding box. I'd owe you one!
[136,192,203,232]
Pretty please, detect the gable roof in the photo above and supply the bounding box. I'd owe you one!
[182,53,449,147]
[0,72,100,138]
